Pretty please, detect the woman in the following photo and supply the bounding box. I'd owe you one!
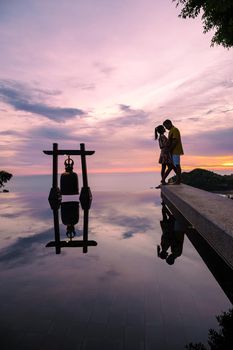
[154,125,177,188]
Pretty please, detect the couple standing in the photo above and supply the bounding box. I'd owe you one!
[155,119,183,188]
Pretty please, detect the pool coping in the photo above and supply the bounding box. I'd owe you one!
[161,184,233,270]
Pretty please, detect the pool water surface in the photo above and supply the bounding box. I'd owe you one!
[0,187,232,350]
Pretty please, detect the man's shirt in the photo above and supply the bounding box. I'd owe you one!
[168,126,184,155]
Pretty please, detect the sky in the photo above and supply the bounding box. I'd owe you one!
[0,0,233,176]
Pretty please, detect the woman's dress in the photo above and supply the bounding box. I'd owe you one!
[158,135,173,164]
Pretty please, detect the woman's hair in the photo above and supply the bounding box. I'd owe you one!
[155,125,165,139]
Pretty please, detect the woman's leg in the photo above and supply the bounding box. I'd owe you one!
[161,164,166,183]
[162,164,177,182]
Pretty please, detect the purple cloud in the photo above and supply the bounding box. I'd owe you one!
[0,80,85,122]
[184,128,233,155]
[106,104,149,127]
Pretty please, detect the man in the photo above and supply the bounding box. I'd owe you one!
[157,203,185,265]
[163,119,184,184]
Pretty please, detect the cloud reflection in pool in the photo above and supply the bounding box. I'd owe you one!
[0,189,231,349]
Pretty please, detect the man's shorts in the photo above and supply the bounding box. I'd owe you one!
[172,155,180,166]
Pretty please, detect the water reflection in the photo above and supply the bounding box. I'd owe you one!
[46,191,97,254]
[157,202,185,265]
[162,198,233,304]
[0,189,232,349]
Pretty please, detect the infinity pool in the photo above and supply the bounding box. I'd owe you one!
[0,187,232,350]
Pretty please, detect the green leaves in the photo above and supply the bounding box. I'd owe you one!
[173,0,233,48]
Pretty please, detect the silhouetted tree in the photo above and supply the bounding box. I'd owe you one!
[173,0,233,48]
[186,344,207,350]
[185,308,233,349]
[0,171,13,188]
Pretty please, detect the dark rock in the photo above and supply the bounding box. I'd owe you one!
[169,168,233,191]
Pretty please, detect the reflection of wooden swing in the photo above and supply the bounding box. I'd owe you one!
[45,200,97,254]
[44,143,96,254]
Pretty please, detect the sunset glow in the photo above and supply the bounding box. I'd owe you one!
[222,162,233,167]
[0,0,232,176]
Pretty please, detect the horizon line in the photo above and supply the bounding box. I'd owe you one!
[11,166,233,177]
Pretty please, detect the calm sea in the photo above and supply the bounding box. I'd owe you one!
[10,172,162,193]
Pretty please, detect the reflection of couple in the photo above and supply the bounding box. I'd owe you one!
[157,203,185,265]
[155,119,184,188]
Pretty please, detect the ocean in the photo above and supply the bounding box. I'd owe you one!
[9,171,162,193]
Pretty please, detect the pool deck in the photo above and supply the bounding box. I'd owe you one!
[161,184,233,269]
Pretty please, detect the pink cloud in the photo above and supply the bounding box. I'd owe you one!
[0,0,233,175]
